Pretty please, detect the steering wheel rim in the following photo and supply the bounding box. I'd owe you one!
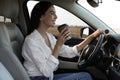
[78,34,104,68]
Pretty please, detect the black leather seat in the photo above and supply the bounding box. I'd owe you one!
[0,0,30,80]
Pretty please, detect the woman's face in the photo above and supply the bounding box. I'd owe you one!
[40,6,57,27]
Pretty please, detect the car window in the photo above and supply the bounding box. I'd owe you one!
[78,0,120,33]
[48,6,89,38]
[27,1,89,38]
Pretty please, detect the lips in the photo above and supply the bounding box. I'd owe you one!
[52,20,56,24]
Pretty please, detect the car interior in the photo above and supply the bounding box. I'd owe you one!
[0,62,14,80]
[0,0,30,80]
[0,0,120,80]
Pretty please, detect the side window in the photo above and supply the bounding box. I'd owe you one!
[27,1,88,38]
[27,1,39,17]
[48,6,89,38]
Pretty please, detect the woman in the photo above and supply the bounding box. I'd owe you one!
[22,1,104,80]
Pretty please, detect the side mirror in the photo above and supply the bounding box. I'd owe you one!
[80,27,89,38]
[80,27,95,38]
[87,0,99,7]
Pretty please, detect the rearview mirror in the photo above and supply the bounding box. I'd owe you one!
[87,0,99,7]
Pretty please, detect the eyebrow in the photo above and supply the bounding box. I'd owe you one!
[50,11,55,13]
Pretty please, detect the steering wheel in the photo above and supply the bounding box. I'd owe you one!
[78,34,104,69]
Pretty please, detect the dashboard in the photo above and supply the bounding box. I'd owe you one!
[102,34,120,80]
[103,34,120,58]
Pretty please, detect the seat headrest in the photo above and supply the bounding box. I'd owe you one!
[0,0,19,19]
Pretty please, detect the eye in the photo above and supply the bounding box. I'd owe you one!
[50,11,56,15]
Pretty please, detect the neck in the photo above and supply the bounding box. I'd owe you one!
[37,23,48,37]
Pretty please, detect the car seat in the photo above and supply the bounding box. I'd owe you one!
[0,62,14,80]
[0,0,30,80]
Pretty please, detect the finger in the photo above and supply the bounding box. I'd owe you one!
[60,27,67,35]
[62,30,70,39]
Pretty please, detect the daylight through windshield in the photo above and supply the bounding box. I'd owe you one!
[78,0,120,33]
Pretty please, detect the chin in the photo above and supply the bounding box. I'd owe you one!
[50,25,55,28]
[48,24,54,28]
[50,23,55,27]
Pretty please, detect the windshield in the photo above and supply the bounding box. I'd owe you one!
[78,0,120,33]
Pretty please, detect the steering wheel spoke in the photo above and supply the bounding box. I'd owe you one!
[78,34,104,69]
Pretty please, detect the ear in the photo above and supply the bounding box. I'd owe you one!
[40,15,44,21]
[40,17,43,21]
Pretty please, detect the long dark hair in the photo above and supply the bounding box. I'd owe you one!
[29,1,53,34]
